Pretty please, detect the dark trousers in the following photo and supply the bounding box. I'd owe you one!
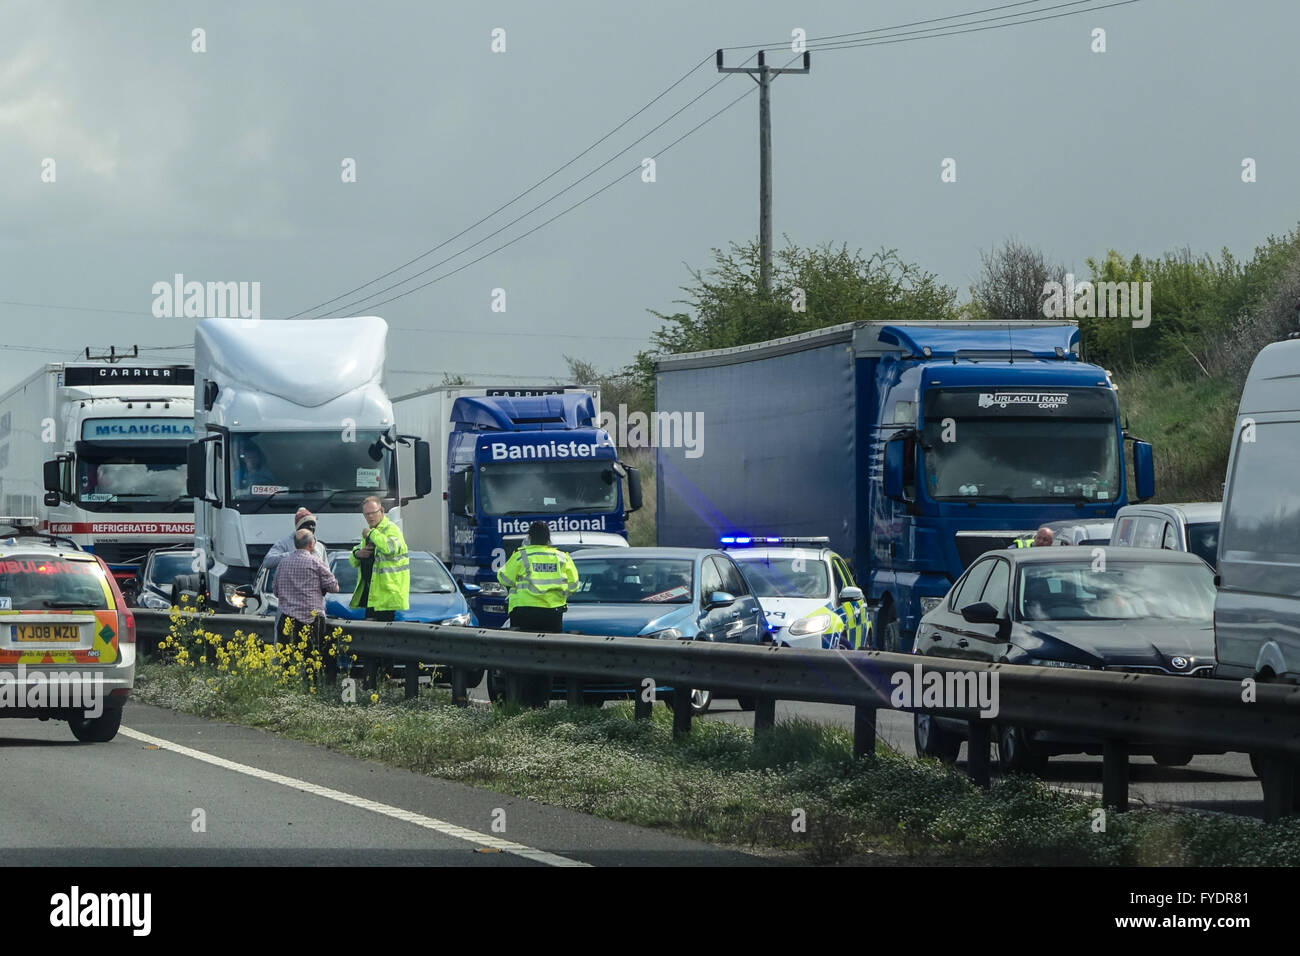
[508,605,564,705]
[361,608,397,684]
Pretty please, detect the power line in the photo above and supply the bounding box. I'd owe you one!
[805,0,1144,52]
[311,54,759,320]
[320,80,762,315]
[284,53,718,320]
[721,0,1057,50]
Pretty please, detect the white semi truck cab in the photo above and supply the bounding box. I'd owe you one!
[184,317,431,610]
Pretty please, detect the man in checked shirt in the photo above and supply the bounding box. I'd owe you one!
[272,529,339,679]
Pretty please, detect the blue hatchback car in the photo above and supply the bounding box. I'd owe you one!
[488,547,769,714]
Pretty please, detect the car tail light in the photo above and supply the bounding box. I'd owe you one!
[121,607,136,644]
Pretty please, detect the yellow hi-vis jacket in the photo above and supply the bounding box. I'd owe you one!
[349,515,410,611]
[497,544,579,612]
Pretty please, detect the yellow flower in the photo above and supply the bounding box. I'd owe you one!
[369,692,379,704]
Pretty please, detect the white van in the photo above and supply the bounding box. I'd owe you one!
[1215,339,1300,684]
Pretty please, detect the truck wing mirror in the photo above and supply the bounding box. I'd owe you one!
[1132,440,1155,502]
[415,440,433,499]
[883,436,912,502]
[448,473,468,515]
[186,443,209,502]
[626,466,643,513]
[42,459,61,496]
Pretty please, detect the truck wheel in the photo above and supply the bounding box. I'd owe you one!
[914,712,961,763]
[69,708,123,743]
[877,603,901,653]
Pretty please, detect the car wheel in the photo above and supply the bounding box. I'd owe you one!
[69,708,123,743]
[1152,749,1193,767]
[877,603,900,653]
[914,712,961,763]
[660,688,712,715]
[997,725,1047,775]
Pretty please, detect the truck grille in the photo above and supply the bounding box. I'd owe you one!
[954,532,1025,569]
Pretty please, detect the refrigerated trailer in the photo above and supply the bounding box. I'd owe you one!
[0,360,195,585]
[653,320,1155,652]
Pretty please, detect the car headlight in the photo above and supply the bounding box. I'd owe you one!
[141,591,171,610]
[645,628,682,640]
[919,596,945,615]
[1026,658,1095,670]
[222,584,247,609]
[788,613,831,637]
[441,613,471,626]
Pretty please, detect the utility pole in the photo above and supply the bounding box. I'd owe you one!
[717,48,810,294]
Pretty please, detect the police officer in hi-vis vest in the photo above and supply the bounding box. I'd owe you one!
[497,521,579,705]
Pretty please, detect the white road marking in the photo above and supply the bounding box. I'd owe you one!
[120,726,589,867]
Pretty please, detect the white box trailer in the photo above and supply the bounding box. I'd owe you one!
[0,361,195,584]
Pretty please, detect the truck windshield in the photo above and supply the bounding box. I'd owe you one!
[230,431,394,507]
[921,388,1121,503]
[479,460,619,515]
[77,448,190,512]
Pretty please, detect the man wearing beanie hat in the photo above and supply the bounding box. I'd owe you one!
[262,506,328,572]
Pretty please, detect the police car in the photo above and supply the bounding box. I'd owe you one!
[723,537,870,650]
[0,521,136,742]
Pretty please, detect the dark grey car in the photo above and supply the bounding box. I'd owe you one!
[912,548,1217,774]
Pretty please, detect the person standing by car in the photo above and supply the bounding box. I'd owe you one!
[497,522,579,705]
[349,496,409,621]
[1010,526,1055,548]
[263,508,327,571]
[271,530,339,680]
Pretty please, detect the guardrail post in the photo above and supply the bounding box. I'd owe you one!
[967,719,991,788]
[404,664,419,699]
[1102,739,1129,811]
[672,692,692,738]
[505,671,523,706]
[634,690,653,721]
[1259,753,1297,823]
[853,705,877,760]
[754,696,776,737]
[451,668,469,708]
[566,677,583,708]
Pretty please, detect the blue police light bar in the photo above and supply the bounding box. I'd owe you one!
[720,535,831,548]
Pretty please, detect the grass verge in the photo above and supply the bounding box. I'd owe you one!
[133,662,1300,865]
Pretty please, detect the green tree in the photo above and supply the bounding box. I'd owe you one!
[628,238,957,397]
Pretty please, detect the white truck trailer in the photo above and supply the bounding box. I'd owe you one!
[0,359,195,587]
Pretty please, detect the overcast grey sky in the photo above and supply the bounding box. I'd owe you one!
[0,0,1293,394]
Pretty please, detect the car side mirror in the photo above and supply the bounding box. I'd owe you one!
[707,591,735,609]
[461,581,482,595]
[960,602,1000,624]
[838,586,864,603]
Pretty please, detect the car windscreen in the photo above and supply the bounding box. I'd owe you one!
[147,553,196,587]
[732,556,830,599]
[0,558,111,610]
[1017,562,1214,622]
[329,555,454,595]
[569,557,694,604]
[1186,522,1220,570]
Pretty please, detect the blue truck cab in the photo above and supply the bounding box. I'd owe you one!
[653,321,1155,653]
[394,387,642,628]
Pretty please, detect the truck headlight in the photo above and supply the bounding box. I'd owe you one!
[478,582,506,598]
[919,596,945,615]
[223,584,246,608]
[788,614,831,637]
